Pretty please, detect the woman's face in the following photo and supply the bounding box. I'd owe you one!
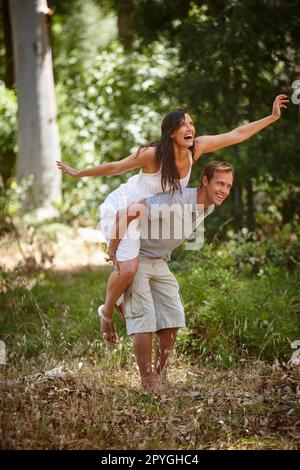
[171,113,195,149]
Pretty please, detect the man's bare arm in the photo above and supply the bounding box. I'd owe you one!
[107,201,147,263]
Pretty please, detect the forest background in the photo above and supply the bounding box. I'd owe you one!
[1,0,300,450]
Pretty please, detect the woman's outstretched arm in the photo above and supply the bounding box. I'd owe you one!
[194,94,289,159]
[56,146,155,178]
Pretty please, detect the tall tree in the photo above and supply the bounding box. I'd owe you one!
[9,0,61,213]
[2,0,14,88]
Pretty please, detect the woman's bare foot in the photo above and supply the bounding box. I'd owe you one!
[98,305,117,344]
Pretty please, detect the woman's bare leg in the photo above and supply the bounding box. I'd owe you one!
[100,258,139,343]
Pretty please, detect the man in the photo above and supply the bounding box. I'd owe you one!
[108,160,234,390]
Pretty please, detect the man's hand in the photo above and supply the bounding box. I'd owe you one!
[108,240,116,260]
[109,254,120,274]
[271,94,289,121]
[108,242,120,274]
[56,161,81,178]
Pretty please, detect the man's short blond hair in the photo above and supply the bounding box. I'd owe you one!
[200,161,234,185]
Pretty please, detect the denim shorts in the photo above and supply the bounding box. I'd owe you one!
[124,257,185,335]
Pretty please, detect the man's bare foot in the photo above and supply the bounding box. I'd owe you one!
[141,373,161,392]
[98,305,117,344]
[156,375,171,390]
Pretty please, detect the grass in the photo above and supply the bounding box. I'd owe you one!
[1,359,299,449]
[1,231,300,449]
[0,268,128,368]
[172,248,300,366]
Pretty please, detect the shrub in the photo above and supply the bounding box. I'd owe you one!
[173,242,300,366]
[0,83,17,184]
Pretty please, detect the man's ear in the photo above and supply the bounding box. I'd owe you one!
[202,175,208,187]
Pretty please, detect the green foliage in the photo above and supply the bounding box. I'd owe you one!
[2,0,300,232]
[53,0,299,230]
[50,0,118,78]
[55,41,179,221]
[129,0,300,229]
[253,175,300,227]
[172,235,300,366]
[0,177,34,236]
[0,82,17,183]
[2,226,300,369]
[0,268,129,369]
[57,41,178,163]
[223,225,300,274]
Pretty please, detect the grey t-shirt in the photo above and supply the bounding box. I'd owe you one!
[139,188,214,260]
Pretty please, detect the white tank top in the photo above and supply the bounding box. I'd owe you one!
[102,150,193,213]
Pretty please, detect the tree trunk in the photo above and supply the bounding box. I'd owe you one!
[115,0,133,49]
[9,0,61,213]
[2,0,14,89]
[232,180,243,231]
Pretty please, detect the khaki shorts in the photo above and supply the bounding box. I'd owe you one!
[124,257,185,335]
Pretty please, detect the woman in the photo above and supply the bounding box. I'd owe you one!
[57,94,288,343]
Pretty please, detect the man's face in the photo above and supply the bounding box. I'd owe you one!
[202,171,233,206]
[171,113,195,148]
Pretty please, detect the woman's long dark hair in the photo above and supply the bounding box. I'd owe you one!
[137,108,195,192]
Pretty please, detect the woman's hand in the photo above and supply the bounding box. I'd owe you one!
[271,94,289,121]
[56,161,81,178]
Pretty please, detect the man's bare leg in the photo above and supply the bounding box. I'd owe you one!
[133,332,157,390]
[155,328,178,381]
